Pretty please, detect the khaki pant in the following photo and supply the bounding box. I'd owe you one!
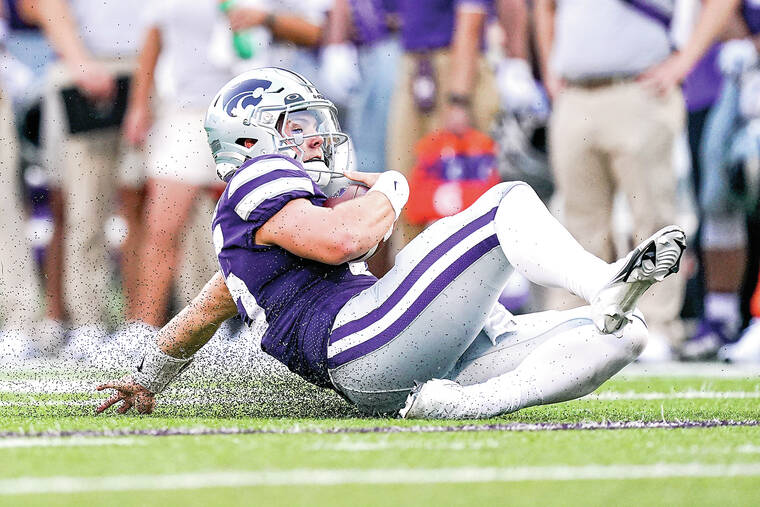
[548,81,686,343]
[41,59,144,326]
[0,92,42,328]
[387,49,500,249]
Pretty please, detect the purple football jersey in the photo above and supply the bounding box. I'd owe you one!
[212,154,376,387]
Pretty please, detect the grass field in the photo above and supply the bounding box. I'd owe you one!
[1,360,759,506]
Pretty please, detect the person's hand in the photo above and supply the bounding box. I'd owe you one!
[70,60,116,102]
[319,43,361,105]
[96,376,155,415]
[638,52,691,96]
[343,169,381,187]
[718,39,758,77]
[496,58,548,116]
[122,103,152,147]
[443,103,471,135]
[226,7,268,31]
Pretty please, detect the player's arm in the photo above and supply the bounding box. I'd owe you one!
[256,170,408,265]
[96,272,238,415]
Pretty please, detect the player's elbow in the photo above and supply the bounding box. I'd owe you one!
[322,231,362,265]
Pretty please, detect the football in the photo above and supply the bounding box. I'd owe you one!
[323,182,370,208]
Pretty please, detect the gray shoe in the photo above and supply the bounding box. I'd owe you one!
[592,226,686,336]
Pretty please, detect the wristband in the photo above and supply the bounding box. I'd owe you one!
[132,346,194,394]
[367,170,409,220]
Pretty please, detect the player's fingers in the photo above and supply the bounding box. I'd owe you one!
[96,382,119,391]
[95,393,123,414]
[116,399,134,415]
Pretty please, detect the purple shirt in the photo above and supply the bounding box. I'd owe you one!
[212,154,375,388]
[350,0,389,46]
[683,44,723,112]
[743,0,760,34]
[399,0,491,52]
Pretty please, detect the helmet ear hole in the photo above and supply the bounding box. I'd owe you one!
[236,138,258,149]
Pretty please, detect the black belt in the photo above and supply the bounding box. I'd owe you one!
[564,74,639,89]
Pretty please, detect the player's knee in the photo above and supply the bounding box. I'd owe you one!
[622,313,648,360]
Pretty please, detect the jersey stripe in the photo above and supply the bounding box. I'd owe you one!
[228,157,301,197]
[234,177,315,220]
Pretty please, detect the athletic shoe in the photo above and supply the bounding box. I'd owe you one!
[399,379,469,419]
[0,326,37,366]
[61,324,109,366]
[104,321,159,370]
[679,318,732,361]
[636,328,673,363]
[592,226,686,336]
[718,319,760,363]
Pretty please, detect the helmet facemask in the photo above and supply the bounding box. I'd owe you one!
[272,107,349,187]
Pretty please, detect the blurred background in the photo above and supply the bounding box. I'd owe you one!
[1,0,759,367]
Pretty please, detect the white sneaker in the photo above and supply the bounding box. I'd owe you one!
[0,326,36,366]
[718,319,760,363]
[592,226,686,336]
[36,319,68,357]
[399,379,470,419]
[636,329,673,363]
[105,321,159,369]
[62,324,109,366]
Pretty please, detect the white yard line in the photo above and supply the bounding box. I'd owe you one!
[620,362,760,378]
[0,437,141,449]
[1,463,760,495]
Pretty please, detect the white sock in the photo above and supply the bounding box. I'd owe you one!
[704,292,741,334]
[494,184,613,303]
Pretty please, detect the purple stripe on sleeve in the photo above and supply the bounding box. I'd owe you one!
[329,207,498,344]
[227,168,319,207]
[327,234,501,369]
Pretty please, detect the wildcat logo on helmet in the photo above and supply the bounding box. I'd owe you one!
[222,79,273,117]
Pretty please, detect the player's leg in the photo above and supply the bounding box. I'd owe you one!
[400,306,647,419]
[328,182,645,414]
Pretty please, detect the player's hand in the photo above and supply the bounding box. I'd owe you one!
[226,7,268,31]
[70,60,116,102]
[122,103,152,146]
[343,170,381,187]
[638,52,690,97]
[95,377,155,415]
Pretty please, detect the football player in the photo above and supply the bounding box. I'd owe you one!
[96,68,685,419]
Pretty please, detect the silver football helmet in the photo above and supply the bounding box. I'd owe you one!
[204,67,350,186]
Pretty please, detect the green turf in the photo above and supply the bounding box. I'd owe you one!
[1,368,759,506]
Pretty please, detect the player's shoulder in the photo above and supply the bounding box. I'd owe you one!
[226,154,310,196]
[222,154,321,222]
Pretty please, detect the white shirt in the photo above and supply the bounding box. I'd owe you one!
[69,0,148,58]
[550,0,673,80]
[145,0,236,110]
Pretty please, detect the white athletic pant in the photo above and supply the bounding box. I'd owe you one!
[327,182,646,414]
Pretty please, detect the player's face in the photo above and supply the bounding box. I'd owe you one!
[280,111,323,162]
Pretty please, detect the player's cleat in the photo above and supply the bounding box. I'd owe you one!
[592,226,686,336]
[399,379,470,419]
